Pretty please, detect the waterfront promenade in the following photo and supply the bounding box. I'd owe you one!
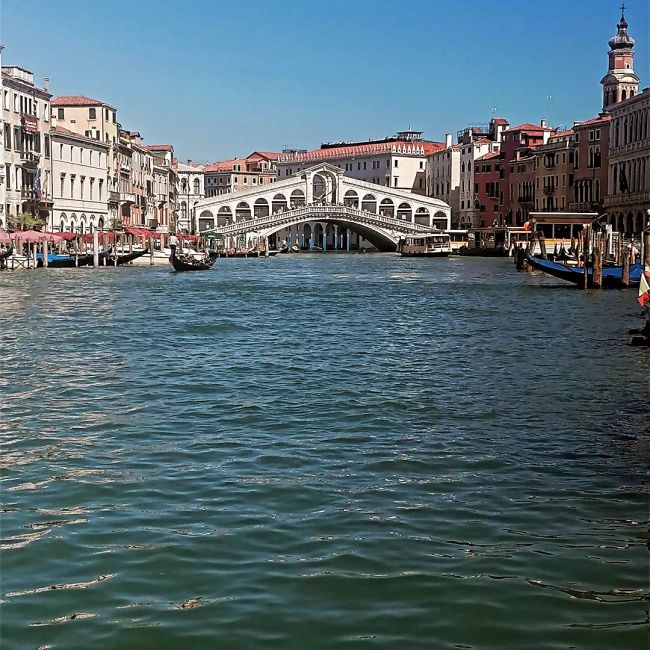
[1,255,647,649]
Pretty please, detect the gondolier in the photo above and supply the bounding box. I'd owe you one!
[169,234,179,256]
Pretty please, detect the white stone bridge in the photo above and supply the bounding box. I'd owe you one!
[194,163,451,251]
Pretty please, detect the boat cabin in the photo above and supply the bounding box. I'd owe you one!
[445,229,470,253]
[399,233,452,257]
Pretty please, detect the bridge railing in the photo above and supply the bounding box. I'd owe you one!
[204,204,437,236]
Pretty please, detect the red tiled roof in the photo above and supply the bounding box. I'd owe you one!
[422,142,445,155]
[279,140,442,163]
[492,118,510,125]
[574,115,611,128]
[204,158,247,173]
[549,129,574,139]
[52,95,114,109]
[506,122,551,132]
[247,151,281,160]
[476,151,500,161]
[145,144,173,151]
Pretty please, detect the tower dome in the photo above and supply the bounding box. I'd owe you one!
[608,9,635,50]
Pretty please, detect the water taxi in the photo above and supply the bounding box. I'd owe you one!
[398,233,452,257]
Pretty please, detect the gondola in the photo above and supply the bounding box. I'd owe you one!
[290,244,300,253]
[105,248,149,265]
[279,245,290,254]
[36,252,95,268]
[526,255,642,288]
[169,250,218,272]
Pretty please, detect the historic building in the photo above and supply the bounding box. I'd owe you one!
[277,131,442,195]
[500,122,552,224]
[532,129,575,213]
[204,151,278,198]
[146,144,177,232]
[570,115,610,213]
[426,135,462,226]
[49,126,110,232]
[1,63,53,227]
[605,87,649,234]
[473,151,501,226]
[601,7,639,109]
[602,8,649,235]
[51,94,120,226]
[176,160,205,232]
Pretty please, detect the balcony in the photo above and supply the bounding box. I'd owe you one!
[20,151,40,167]
[543,186,556,196]
[568,202,593,212]
[156,193,167,203]
[120,192,136,204]
[517,194,534,203]
[109,190,120,204]
[21,187,39,200]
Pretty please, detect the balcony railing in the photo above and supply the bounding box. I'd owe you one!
[517,194,534,203]
[21,188,39,200]
[120,192,136,204]
[543,186,556,196]
[156,193,167,203]
[20,151,40,166]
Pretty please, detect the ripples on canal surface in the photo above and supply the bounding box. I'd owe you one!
[0,255,648,649]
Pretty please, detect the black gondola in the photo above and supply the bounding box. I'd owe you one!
[36,252,94,268]
[106,248,149,265]
[169,250,218,272]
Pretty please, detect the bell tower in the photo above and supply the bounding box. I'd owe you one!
[601,5,639,109]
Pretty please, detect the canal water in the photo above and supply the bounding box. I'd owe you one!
[0,255,648,649]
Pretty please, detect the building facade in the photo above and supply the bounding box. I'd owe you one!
[570,115,610,213]
[605,87,650,234]
[50,126,110,232]
[473,151,501,226]
[1,64,52,228]
[146,144,177,232]
[176,160,205,233]
[51,94,120,226]
[427,135,462,226]
[204,152,279,199]
[277,131,441,195]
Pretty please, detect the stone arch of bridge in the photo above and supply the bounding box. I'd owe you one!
[258,214,399,252]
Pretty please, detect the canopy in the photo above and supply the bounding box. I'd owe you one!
[178,233,200,241]
[125,227,160,238]
[79,231,116,244]
[10,229,54,243]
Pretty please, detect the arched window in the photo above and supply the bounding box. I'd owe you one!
[193,178,200,194]
[181,178,187,193]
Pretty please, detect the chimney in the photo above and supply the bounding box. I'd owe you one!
[445,133,452,149]
[43,77,49,92]
[540,119,548,128]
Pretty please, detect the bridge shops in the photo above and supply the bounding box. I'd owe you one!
[193,163,451,252]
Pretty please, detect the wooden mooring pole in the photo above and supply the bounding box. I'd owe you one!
[582,225,590,290]
[593,234,602,288]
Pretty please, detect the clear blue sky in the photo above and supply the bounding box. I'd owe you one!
[1,0,648,162]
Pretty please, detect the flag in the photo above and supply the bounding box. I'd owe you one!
[638,271,650,306]
[34,169,42,199]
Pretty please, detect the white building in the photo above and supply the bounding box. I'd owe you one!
[50,126,110,232]
[277,131,442,195]
[176,160,205,233]
[1,63,53,228]
[605,86,650,234]
[427,134,462,226]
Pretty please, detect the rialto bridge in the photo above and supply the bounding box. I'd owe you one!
[193,163,451,251]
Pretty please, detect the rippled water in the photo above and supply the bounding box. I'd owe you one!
[1,254,648,649]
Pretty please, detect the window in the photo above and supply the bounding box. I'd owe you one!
[5,164,10,189]
[419,161,424,169]
[394,160,399,168]
[57,107,64,120]
[394,177,398,187]
[3,124,10,150]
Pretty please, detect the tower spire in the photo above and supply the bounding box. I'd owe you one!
[601,6,638,109]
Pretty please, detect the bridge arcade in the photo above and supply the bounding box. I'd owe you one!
[193,163,451,251]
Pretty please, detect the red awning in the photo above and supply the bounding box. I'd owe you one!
[178,233,200,241]
[125,227,160,238]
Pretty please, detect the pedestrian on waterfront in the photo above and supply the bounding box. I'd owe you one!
[169,233,179,256]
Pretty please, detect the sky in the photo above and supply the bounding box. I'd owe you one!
[1,0,648,162]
